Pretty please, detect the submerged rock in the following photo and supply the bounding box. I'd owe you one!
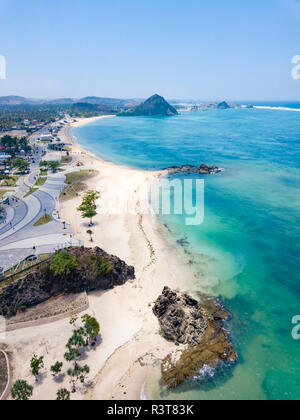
[153,287,237,390]
[0,246,135,317]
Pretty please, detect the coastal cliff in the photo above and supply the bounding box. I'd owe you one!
[153,287,237,389]
[118,94,178,117]
[0,247,135,317]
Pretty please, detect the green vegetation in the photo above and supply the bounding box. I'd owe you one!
[11,380,33,401]
[24,187,38,198]
[82,314,100,342]
[13,158,29,173]
[40,160,60,173]
[40,169,48,176]
[0,190,14,199]
[49,251,78,277]
[0,105,63,132]
[89,254,113,275]
[0,134,31,156]
[77,190,100,226]
[86,229,93,242]
[56,388,70,401]
[35,177,47,186]
[10,313,101,398]
[60,170,98,201]
[65,170,98,184]
[33,213,52,226]
[0,175,19,187]
[61,155,72,164]
[30,354,44,380]
[51,361,63,377]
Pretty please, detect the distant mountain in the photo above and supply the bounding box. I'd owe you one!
[79,96,140,108]
[46,98,76,105]
[0,95,140,108]
[0,96,39,105]
[118,94,178,117]
[70,102,114,114]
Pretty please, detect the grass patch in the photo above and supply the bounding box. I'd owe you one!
[24,187,38,198]
[35,177,47,187]
[60,170,98,202]
[61,155,72,164]
[0,176,19,187]
[33,213,52,226]
[40,170,48,176]
[0,190,14,199]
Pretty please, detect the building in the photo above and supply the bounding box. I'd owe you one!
[39,134,53,142]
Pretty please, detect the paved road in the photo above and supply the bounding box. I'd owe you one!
[0,127,82,272]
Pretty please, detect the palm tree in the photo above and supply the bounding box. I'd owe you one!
[86,229,93,242]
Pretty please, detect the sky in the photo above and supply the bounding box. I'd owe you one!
[0,0,300,101]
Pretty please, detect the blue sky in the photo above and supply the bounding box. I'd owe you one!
[0,0,300,100]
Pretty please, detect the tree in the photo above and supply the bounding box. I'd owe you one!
[67,328,86,350]
[13,158,29,173]
[49,251,78,278]
[82,314,100,345]
[79,365,90,384]
[77,190,100,226]
[64,345,80,369]
[86,229,93,242]
[30,354,44,380]
[69,314,78,326]
[67,364,90,392]
[51,361,63,377]
[47,161,60,173]
[11,380,33,400]
[56,388,70,401]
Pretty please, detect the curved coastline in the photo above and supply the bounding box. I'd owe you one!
[60,115,203,400]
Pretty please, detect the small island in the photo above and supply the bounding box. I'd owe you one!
[118,94,178,117]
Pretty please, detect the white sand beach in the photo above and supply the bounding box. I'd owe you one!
[2,115,197,400]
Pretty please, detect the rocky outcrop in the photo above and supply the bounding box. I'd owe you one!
[118,94,178,117]
[0,247,135,317]
[192,101,240,110]
[165,163,222,175]
[153,287,237,389]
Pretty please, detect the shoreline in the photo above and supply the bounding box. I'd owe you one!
[59,116,198,400]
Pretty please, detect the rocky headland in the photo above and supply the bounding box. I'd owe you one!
[118,94,178,117]
[0,246,135,317]
[153,287,237,390]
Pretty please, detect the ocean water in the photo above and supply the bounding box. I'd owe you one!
[73,107,300,400]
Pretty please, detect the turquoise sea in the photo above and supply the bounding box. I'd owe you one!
[73,106,300,400]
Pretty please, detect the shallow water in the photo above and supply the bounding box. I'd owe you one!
[73,108,300,400]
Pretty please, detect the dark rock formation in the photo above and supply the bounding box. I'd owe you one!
[217,101,231,109]
[153,287,206,346]
[118,94,178,117]
[165,163,222,175]
[153,287,237,389]
[0,247,135,317]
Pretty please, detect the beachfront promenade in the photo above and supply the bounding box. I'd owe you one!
[0,130,81,272]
